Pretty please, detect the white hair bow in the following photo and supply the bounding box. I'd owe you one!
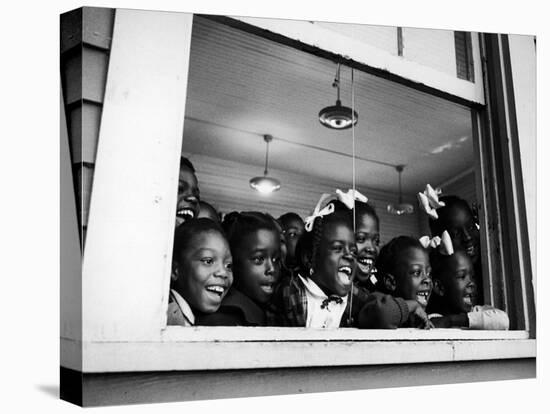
[335,188,368,210]
[419,230,454,255]
[304,193,336,232]
[417,184,445,219]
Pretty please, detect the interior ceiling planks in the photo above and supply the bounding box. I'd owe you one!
[182,16,474,194]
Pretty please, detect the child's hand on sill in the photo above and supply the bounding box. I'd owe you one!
[406,300,434,329]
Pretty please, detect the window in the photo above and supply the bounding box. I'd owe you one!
[60,8,535,406]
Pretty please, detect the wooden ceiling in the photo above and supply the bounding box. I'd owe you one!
[182,16,474,195]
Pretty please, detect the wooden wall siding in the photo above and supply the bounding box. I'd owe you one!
[186,152,422,244]
[402,27,457,78]
[60,7,115,232]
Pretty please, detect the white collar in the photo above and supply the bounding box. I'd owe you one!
[170,289,195,325]
[298,274,348,304]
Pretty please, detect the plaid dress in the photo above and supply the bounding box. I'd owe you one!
[270,274,371,327]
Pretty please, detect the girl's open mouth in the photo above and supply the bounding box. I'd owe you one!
[176,208,195,222]
[415,290,430,306]
[463,293,476,307]
[357,257,375,275]
[205,284,226,297]
[337,265,353,287]
[260,283,275,295]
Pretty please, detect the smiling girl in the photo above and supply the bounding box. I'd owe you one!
[272,199,359,328]
[353,201,381,292]
[168,218,233,326]
[198,212,282,326]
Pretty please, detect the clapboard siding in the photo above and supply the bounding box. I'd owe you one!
[68,102,103,164]
[62,46,110,106]
[61,7,114,231]
[186,152,422,244]
[61,7,114,53]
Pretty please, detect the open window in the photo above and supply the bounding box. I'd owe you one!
[60,8,536,406]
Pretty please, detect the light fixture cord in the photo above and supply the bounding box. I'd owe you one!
[335,63,341,102]
[398,169,403,203]
[264,138,269,176]
[349,65,356,325]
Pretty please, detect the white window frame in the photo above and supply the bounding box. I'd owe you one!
[61,8,536,384]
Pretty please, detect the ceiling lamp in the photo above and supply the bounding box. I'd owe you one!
[249,134,281,194]
[387,165,414,215]
[319,63,358,130]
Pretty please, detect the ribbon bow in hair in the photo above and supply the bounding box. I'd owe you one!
[419,230,454,255]
[320,295,344,309]
[335,188,368,210]
[304,193,336,232]
[417,184,445,219]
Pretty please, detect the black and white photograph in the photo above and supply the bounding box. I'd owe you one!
[3,0,545,412]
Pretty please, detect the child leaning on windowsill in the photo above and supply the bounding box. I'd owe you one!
[357,235,434,329]
[168,218,233,326]
[427,248,509,330]
[272,190,432,329]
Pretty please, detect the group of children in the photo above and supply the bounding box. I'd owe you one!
[168,157,509,330]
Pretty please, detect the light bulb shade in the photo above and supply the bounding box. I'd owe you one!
[318,100,358,130]
[387,203,414,215]
[250,175,281,194]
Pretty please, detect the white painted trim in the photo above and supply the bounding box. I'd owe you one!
[72,337,534,373]
[233,17,485,104]
[161,326,529,342]
[81,10,194,342]
[498,35,531,332]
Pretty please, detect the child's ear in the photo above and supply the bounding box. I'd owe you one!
[432,278,445,296]
[171,262,180,283]
[382,273,396,293]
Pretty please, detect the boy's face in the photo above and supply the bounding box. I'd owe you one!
[312,221,357,297]
[174,231,233,314]
[438,251,477,313]
[233,229,281,305]
[393,247,432,308]
[440,204,480,264]
[176,167,200,227]
[281,217,304,267]
[354,213,380,284]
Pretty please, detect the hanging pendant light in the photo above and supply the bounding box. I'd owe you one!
[319,63,358,130]
[250,134,281,194]
[387,165,414,215]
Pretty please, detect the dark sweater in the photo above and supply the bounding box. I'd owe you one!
[196,288,267,326]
